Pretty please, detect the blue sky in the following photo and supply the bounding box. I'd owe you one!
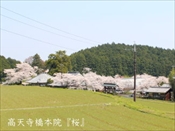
[1,1,174,62]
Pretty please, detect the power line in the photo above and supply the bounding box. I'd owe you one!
[1,6,102,44]
[1,28,76,51]
[1,14,96,46]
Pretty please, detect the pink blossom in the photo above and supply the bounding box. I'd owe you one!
[4,63,37,84]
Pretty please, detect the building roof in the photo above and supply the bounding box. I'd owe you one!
[27,73,53,84]
[103,83,117,87]
[144,87,171,93]
[161,83,171,88]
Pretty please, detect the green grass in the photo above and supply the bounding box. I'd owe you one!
[1,85,175,130]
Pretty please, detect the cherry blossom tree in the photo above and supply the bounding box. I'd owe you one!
[83,72,103,90]
[24,56,34,65]
[156,76,169,86]
[4,63,170,92]
[49,69,170,91]
[4,63,37,84]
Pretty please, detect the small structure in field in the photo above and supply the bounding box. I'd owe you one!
[22,82,29,86]
[143,85,172,100]
[27,73,53,86]
[103,83,119,95]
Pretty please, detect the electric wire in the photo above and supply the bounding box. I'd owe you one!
[1,6,102,44]
[1,28,76,51]
[1,14,96,46]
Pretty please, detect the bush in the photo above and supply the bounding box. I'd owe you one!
[47,78,53,84]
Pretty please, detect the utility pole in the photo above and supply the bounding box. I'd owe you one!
[133,42,136,102]
[125,42,137,102]
[172,65,175,101]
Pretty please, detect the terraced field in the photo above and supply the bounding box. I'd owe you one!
[1,85,174,130]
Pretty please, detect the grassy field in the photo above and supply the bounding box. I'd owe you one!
[1,85,175,130]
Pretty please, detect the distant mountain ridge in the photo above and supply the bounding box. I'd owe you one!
[70,43,175,77]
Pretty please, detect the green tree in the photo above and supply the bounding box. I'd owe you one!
[0,56,20,83]
[70,43,174,77]
[47,78,53,84]
[75,53,86,73]
[168,67,175,100]
[7,57,20,68]
[32,54,45,69]
[0,56,10,82]
[46,50,72,75]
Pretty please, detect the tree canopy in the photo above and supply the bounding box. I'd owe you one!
[0,56,20,82]
[4,63,37,84]
[70,43,175,77]
[46,50,72,75]
[32,54,45,69]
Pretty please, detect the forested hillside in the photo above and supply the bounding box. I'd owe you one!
[70,43,175,77]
